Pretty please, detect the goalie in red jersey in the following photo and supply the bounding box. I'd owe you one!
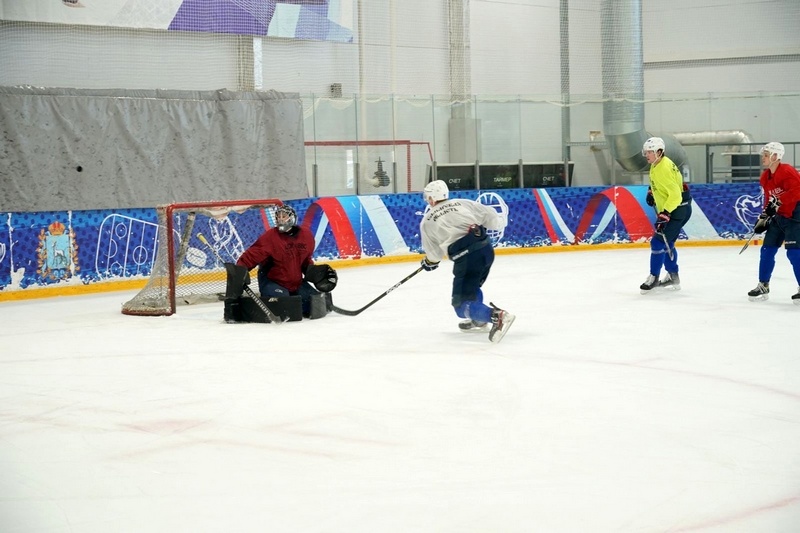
[224,205,337,322]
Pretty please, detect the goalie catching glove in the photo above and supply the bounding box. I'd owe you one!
[305,264,338,292]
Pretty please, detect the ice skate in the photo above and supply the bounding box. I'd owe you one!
[488,304,515,344]
[459,319,489,332]
[747,282,769,302]
[659,272,681,291]
[792,287,800,306]
[639,274,660,294]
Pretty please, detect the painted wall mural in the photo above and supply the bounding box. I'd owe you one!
[0,184,763,294]
[1,0,354,41]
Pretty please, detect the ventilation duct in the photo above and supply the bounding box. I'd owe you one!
[671,130,755,150]
[600,0,687,175]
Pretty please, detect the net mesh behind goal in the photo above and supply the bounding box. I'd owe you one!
[122,199,282,317]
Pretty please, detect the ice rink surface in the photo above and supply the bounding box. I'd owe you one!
[2,245,800,533]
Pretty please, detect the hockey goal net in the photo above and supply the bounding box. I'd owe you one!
[121,199,283,316]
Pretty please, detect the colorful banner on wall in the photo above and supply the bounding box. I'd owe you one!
[0,184,763,293]
[1,0,354,41]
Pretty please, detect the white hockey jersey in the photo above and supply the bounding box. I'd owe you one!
[420,199,506,262]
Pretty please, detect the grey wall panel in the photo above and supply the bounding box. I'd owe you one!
[0,86,307,211]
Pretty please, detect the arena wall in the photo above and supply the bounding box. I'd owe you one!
[0,183,762,301]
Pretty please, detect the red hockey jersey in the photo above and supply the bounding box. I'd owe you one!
[236,227,315,292]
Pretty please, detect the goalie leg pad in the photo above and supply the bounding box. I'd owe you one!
[224,263,251,300]
[225,295,304,323]
[224,299,244,323]
[309,293,328,319]
[237,297,270,323]
[236,296,303,323]
[265,295,303,322]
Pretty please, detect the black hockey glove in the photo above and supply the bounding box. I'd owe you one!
[305,263,338,292]
[764,196,781,217]
[469,224,487,238]
[421,257,440,271]
[655,210,670,233]
[753,213,771,234]
[645,188,655,207]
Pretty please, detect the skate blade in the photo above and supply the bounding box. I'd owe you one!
[460,324,490,333]
[793,298,800,306]
[748,294,769,302]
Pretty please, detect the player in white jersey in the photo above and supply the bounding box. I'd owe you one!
[419,180,515,343]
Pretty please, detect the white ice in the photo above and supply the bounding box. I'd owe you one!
[2,246,800,533]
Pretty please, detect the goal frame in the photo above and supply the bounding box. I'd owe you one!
[121,198,283,317]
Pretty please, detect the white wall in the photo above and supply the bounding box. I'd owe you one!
[2,1,798,97]
[1,0,799,187]
[0,22,240,90]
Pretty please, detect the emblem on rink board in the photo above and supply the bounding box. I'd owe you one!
[37,221,80,281]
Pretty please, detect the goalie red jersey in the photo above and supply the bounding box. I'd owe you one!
[236,225,315,293]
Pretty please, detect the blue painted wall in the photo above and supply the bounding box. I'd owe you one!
[0,184,763,294]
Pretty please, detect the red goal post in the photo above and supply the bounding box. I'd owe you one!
[121,199,283,316]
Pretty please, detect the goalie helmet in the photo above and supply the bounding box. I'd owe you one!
[642,137,665,156]
[423,180,449,203]
[760,142,785,160]
[274,205,297,232]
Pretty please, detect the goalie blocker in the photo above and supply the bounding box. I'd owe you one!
[223,263,337,323]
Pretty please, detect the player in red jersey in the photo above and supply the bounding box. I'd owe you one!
[746,142,800,304]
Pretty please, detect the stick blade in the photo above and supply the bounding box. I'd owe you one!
[331,305,362,316]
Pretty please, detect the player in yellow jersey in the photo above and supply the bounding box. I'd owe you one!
[640,137,693,293]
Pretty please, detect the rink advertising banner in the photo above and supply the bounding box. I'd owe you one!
[0,184,762,295]
[0,0,355,41]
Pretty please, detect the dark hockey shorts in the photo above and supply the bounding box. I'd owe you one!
[763,204,800,249]
[451,243,494,309]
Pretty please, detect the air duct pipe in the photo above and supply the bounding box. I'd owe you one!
[671,130,755,150]
[600,0,687,178]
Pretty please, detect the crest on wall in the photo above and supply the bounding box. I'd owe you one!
[37,221,80,281]
[734,192,763,231]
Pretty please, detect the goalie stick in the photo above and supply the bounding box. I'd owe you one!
[196,233,283,324]
[330,266,424,316]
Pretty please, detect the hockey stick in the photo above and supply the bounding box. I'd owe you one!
[196,233,283,324]
[739,214,774,254]
[330,266,424,316]
[651,204,674,262]
[738,232,757,255]
[657,231,674,262]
